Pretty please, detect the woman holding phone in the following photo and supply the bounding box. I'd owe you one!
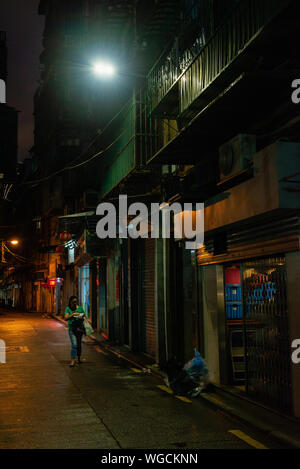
[64,295,86,367]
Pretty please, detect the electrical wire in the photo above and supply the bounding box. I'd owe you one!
[22,128,127,187]
[3,244,30,262]
[4,184,13,200]
[3,248,27,262]
[21,94,157,189]
[3,184,8,199]
[22,94,137,188]
[64,96,134,167]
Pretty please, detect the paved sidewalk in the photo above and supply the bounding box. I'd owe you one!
[200,387,300,449]
[51,312,300,449]
[2,310,278,450]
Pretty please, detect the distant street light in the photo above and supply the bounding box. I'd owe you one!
[10,240,19,246]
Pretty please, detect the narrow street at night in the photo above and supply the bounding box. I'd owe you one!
[1,0,300,458]
[0,311,283,450]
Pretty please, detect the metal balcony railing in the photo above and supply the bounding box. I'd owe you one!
[146,0,232,114]
[146,0,286,116]
[179,0,284,115]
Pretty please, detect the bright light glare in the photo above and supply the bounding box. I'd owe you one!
[93,62,115,77]
[10,240,19,245]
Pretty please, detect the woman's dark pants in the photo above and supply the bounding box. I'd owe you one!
[69,328,83,360]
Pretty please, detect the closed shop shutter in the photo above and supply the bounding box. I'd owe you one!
[141,239,156,358]
[242,256,292,413]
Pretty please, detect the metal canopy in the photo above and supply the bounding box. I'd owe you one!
[58,211,95,237]
[58,211,94,220]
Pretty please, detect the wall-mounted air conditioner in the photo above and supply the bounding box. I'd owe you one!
[219,134,256,181]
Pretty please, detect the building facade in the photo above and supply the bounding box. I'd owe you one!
[0,31,19,306]
[18,0,300,419]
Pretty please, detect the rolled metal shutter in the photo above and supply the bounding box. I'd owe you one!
[198,215,300,265]
[141,239,157,358]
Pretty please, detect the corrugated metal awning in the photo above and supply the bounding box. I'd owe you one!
[58,211,95,237]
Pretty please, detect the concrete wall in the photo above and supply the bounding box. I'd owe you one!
[182,249,198,362]
[204,142,300,232]
[202,264,227,385]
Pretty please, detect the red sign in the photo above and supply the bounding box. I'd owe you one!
[48,278,57,287]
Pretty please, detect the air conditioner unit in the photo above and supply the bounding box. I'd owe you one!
[219,134,256,181]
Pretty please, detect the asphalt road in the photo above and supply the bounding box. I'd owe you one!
[0,311,284,450]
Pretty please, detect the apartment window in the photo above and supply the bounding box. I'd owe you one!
[33,217,41,230]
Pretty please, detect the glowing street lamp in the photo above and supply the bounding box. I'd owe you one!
[56,59,145,81]
[92,61,145,79]
[92,62,116,78]
[9,240,19,246]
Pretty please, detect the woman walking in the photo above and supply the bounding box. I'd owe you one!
[64,295,86,367]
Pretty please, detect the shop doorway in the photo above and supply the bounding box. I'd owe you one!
[170,241,203,364]
[121,240,129,346]
[224,256,292,413]
[130,238,156,358]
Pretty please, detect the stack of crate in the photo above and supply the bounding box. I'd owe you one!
[225,284,242,319]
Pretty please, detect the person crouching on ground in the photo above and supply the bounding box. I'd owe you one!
[64,295,86,367]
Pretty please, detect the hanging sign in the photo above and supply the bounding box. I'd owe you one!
[59,231,72,242]
[48,278,57,287]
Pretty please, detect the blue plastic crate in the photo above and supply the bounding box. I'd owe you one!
[225,284,242,302]
[226,303,242,319]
